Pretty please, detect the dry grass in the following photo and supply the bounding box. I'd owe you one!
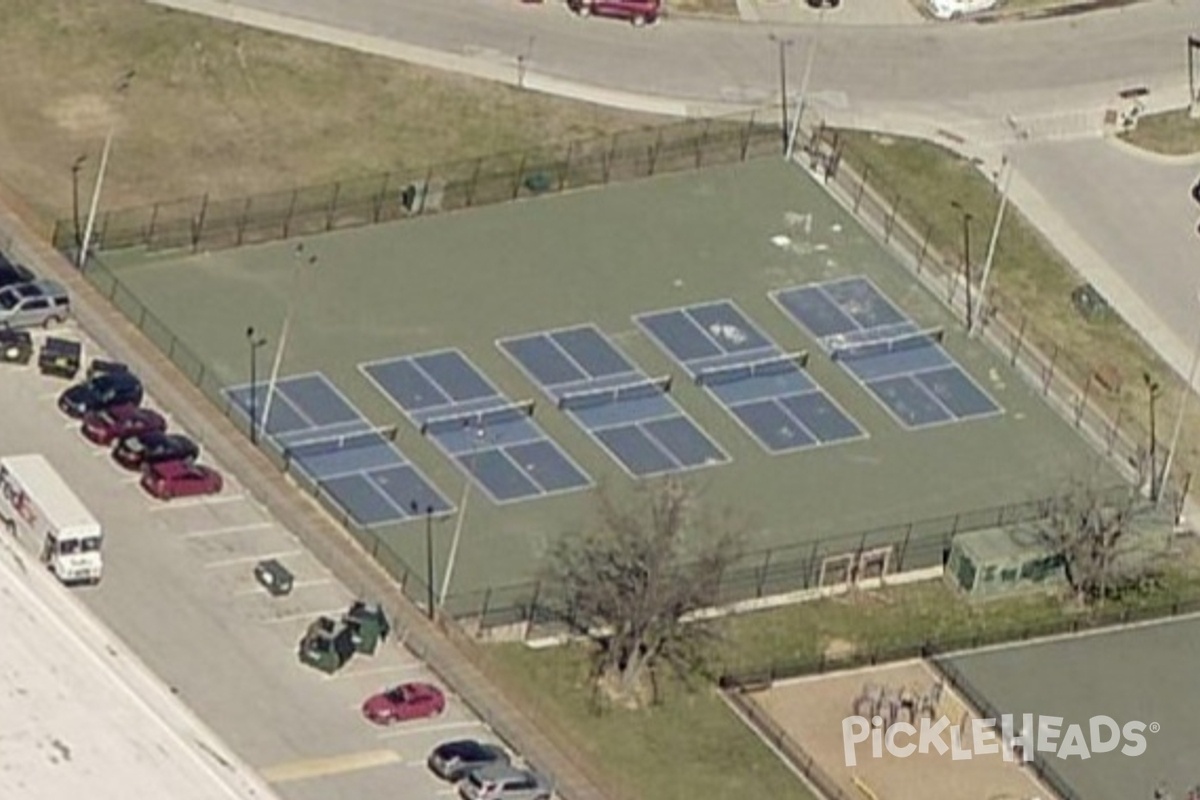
[1120,108,1200,156]
[0,0,665,231]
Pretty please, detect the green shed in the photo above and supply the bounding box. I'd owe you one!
[945,523,1066,599]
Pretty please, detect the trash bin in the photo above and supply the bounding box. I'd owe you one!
[298,616,356,674]
[254,558,294,597]
[343,601,391,655]
[0,329,33,365]
[39,337,81,380]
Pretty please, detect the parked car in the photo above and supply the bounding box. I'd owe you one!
[58,371,144,418]
[0,255,33,289]
[113,432,199,471]
[140,460,223,500]
[0,279,70,329]
[566,0,660,26]
[457,765,552,800]
[428,740,510,782]
[81,404,167,446]
[361,682,445,725]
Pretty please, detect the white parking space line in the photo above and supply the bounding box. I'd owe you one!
[204,549,301,569]
[183,522,274,540]
[150,494,246,511]
[261,607,348,625]
[234,578,333,597]
[324,663,424,682]
[376,720,485,740]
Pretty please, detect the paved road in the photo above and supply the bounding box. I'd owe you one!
[156,0,1199,129]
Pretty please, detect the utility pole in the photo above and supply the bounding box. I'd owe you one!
[70,155,87,251]
[951,201,974,330]
[78,69,135,269]
[1145,372,1162,501]
[973,157,1012,336]
[769,34,793,155]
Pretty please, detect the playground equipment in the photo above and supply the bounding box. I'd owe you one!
[852,678,944,726]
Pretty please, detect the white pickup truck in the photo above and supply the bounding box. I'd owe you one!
[0,454,103,585]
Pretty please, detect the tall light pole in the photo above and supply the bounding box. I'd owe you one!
[260,243,317,435]
[439,422,489,606]
[1188,34,1200,118]
[1160,299,1200,505]
[768,34,794,155]
[411,501,436,621]
[70,155,87,251]
[786,8,827,162]
[78,69,135,269]
[972,156,1013,337]
[1144,372,1163,501]
[951,201,974,330]
[246,327,268,445]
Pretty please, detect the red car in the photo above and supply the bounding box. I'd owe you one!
[81,404,167,446]
[362,682,445,725]
[140,459,223,501]
[567,0,661,25]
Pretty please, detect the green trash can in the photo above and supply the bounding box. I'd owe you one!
[298,616,355,674]
[343,601,391,655]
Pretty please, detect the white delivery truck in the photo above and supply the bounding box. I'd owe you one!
[0,454,103,585]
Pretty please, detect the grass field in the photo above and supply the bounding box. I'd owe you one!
[99,157,1118,607]
[0,0,661,232]
[1120,108,1200,156]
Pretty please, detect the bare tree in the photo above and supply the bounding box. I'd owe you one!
[543,479,745,708]
[1043,483,1155,605]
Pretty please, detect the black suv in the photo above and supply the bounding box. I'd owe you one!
[58,372,144,418]
[113,432,199,471]
[0,255,33,290]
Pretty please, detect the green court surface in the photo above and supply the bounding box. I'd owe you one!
[101,158,1120,607]
[942,616,1200,799]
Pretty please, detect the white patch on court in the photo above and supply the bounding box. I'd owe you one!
[814,244,830,252]
[673,278,684,288]
[831,223,843,233]
[708,324,748,346]
[771,235,792,248]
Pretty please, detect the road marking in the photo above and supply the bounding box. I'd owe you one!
[234,578,332,597]
[258,749,400,784]
[149,493,246,511]
[183,522,274,539]
[324,662,424,682]
[261,607,347,625]
[204,549,300,569]
[376,720,484,740]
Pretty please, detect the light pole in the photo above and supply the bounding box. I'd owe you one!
[972,156,1013,337]
[768,34,794,155]
[411,500,436,621]
[78,69,135,269]
[786,8,827,162]
[260,243,318,435]
[1144,372,1162,501]
[951,201,974,330]
[1188,34,1200,118]
[70,155,87,251]
[440,422,488,606]
[246,327,268,445]
[1161,300,1200,505]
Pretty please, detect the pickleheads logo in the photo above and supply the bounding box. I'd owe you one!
[842,714,1156,766]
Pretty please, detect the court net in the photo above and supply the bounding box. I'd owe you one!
[694,351,808,387]
[282,426,398,460]
[557,375,672,411]
[829,327,943,363]
[420,400,535,436]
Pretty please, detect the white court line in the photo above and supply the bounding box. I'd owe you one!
[376,720,484,740]
[150,494,246,512]
[183,522,274,540]
[204,549,301,569]
[260,607,347,625]
[233,578,332,597]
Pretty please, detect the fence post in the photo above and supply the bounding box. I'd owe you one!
[372,173,390,224]
[804,541,819,588]
[884,192,900,243]
[916,224,932,274]
[466,158,483,207]
[1010,315,1028,366]
[648,129,663,176]
[191,193,209,253]
[739,113,753,161]
[512,154,528,200]
[559,142,573,191]
[854,166,870,213]
[1106,407,1124,455]
[1042,344,1059,394]
[236,196,252,246]
[325,181,341,231]
[603,133,617,183]
[694,119,710,169]
[146,203,161,247]
[1075,373,1093,426]
[283,189,299,238]
[897,524,913,571]
[757,548,773,598]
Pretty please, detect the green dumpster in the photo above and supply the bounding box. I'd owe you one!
[298,616,355,674]
[343,601,391,655]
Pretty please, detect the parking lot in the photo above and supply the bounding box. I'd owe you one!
[1,321,520,800]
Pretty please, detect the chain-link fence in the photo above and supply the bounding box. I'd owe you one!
[53,112,778,256]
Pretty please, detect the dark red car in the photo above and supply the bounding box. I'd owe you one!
[567,0,660,25]
[140,460,223,500]
[362,682,445,725]
[81,404,167,446]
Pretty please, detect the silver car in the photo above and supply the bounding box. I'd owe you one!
[457,764,552,800]
[0,280,69,329]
